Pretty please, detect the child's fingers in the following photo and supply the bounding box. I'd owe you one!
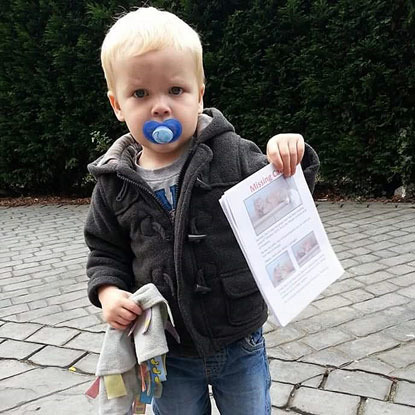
[114,315,131,326]
[266,143,284,172]
[288,140,299,176]
[297,137,305,162]
[118,307,138,322]
[123,299,142,316]
[277,140,292,177]
[109,320,128,331]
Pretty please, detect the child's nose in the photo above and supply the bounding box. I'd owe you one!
[151,97,171,118]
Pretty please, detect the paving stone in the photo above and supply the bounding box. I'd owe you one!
[267,347,295,360]
[64,331,104,354]
[398,285,415,299]
[394,380,415,406]
[348,262,388,275]
[60,297,91,310]
[32,308,88,325]
[47,290,86,306]
[28,299,49,310]
[336,332,400,360]
[25,326,80,346]
[264,326,306,347]
[393,273,415,288]
[365,281,399,296]
[313,295,352,312]
[0,366,91,412]
[86,323,107,332]
[29,345,85,367]
[277,341,314,360]
[342,288,374,303]
[377,343,415,369]
[1,289,30,301]
[11,288,61,304]
[292,303,321,321]
[0,360,35,380]
[0,339,44,359]
[0,298,12,308]
[364,399,415,415]
[2,202,415,413]
[355,271,394,285]
[383,304,415,322]
[0,303,30,318]
[380,253,415,267]
[272,408,291,414]
[56,314,102,330]
[391,363,415,382]
[345,357,394,376]
[302,328,353,351]
[269,360,326,384]
[302,374,324,387]
[388,264,415,275]
[263,320,277,334]
[295,307,360,334]
[341,313,398,337]
[352,293,410,314]
[322,278,363,297]
[73,353,99,375]
[5,381,98,415]
[291,387,360,415]
[325,369,392,399]
[301,348,353,367]
[384,320,415,342]
[9,305,62,323]
[270,381,293,408]
[0,322,42,340]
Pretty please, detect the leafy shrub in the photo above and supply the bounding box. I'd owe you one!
[0,0,414,197]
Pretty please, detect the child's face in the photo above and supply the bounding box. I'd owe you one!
[108,48,205,168]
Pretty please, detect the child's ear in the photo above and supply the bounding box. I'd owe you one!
[198,84,205,114]
[107,91,125,122]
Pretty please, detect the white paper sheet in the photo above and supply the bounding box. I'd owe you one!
[220,163,344,326]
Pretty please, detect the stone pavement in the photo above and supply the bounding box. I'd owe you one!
[0,202,414,415]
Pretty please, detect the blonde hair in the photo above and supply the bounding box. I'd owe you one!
[101,7,205,91]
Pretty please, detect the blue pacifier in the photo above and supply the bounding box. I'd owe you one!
[143,119,182,144]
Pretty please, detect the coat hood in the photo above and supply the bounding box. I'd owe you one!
[87,108,235,180]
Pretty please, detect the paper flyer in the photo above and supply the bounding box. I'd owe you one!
[220,164,344,326]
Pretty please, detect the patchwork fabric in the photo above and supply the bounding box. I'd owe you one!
[85,283,178,414]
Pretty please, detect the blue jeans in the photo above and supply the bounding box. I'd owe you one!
[152,328,271,415]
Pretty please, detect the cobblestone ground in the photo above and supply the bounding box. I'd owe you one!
[0,202,414,414]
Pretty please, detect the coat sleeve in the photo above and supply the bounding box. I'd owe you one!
[84,181,135,308]
[301,143,320,193]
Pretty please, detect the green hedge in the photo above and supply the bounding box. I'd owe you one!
[0,0,414,196]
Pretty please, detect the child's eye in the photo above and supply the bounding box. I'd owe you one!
[169,87,183,95]
[133,89,148,98]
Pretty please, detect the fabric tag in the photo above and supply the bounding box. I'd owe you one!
[141,308,152,334]
[85,377,100,399]
[165,320,181,343]
[129,308,152,336]
[149,355,167,382]
[140,363,148,392]
[104,374,127,399]
[139,387,153,404]
[153,381,163,399]
[133,397,147,414]
[128,319,139,337]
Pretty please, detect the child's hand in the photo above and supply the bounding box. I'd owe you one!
[266,134,305,177]
[98,285,142,331]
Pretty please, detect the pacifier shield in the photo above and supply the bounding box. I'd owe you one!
[143,119,182,144]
